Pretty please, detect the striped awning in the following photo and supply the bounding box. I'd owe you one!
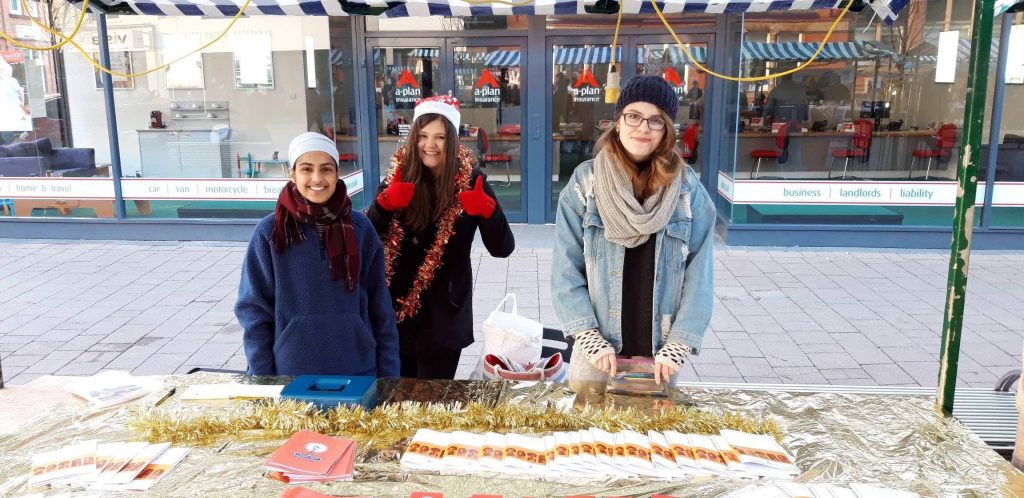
[484,41,893,70]
[68,0,911,24]
[741,41,898,61]
[329,48,345,65]
[413,48,439,58]
[484,50,522,67]
[554,46,623,65]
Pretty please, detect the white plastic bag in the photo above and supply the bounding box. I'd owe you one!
[482,294,543,365]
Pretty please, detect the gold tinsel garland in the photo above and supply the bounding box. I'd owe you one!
[127,400,781,450]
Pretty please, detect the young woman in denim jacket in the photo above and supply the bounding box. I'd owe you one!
[552,75,716,385]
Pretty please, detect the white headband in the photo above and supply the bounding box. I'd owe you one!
[287,132,340,169]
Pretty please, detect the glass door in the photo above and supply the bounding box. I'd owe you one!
[366,39,526,220]
[452,41,526,215]
[635,35,712,180]
[546,34,712,221]
[548,37,623,213]
[368,41,444,182]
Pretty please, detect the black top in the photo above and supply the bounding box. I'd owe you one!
[618,173,657,358]
[619,234,656,357]
[367,167,515,356]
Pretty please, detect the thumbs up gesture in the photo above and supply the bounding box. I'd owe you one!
[377,165,415,212]
[458,177,497,219]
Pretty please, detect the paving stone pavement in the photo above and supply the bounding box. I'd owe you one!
[1,231,1022,389]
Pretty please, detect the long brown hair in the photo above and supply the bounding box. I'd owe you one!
[400,114,461,232]
[594,109,683,199]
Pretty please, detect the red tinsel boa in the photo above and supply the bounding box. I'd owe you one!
[382,144,475,323]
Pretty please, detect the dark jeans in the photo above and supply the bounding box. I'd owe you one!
[400,349,462,379]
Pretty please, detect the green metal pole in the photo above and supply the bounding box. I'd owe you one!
[937,0,996,415]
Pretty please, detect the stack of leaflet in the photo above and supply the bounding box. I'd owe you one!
[64,371,164,409]
[264,430,356,483]
[726,481,922,497]
[26,440,189,492]
[399,428,799,480]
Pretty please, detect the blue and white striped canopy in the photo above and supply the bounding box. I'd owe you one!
[554,46,623,65]
[484,50,522,67]
[70,0,910,24]
[741,41,897,61]
[494,41,890,69]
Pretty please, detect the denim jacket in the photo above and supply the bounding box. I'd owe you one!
[551,160,716,355]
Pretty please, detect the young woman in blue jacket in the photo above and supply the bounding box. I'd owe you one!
[552,76,716,386]
[236,132,400,377]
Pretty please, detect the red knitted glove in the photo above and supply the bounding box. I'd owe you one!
[458,177,496,218]
[376,165,414,211]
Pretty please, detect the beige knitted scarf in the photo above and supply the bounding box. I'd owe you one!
[593,150,681,248]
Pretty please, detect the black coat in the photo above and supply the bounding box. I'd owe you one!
[367,167,515,355]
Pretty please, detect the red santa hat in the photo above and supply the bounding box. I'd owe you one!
[413,95,461,130]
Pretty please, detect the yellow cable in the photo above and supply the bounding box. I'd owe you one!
[14,0,252,79]
[651,0,856,82]
[611,4,623,62]
[0,0,89,51]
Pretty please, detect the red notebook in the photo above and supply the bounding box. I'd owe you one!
[264,430,356,481]
[279,487,370,498]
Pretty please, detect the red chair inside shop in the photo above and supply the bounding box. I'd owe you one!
[750,122,790,179]
[908,123,957,180]
[338,152,358,174]
[827,118,874,179]
[679,123,700,166]
[477,128,512,187]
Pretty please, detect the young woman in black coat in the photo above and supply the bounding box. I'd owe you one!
[367,95,515,379]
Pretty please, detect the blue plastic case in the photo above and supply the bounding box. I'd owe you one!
[280,375,378,410]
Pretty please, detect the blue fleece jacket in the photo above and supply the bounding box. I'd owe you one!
[235,212,400,377]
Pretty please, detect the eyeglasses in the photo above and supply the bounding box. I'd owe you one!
[620,112,667,131]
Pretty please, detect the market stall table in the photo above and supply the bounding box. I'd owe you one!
[1,373,1021,497]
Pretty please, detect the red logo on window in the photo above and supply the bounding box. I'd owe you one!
[475,69,500,89]
[663,67,683,87]
[573,68,600,88]
[396,70,420,89]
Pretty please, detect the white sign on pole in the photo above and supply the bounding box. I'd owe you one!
[1007,25,1024,85]
[935,30,960,84]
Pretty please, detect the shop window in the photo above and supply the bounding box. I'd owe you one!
[4,16,362,220]
[989,15,1024,228]
[719,0,992,228]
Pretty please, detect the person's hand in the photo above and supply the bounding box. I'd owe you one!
[654,342,692,386]
[577,329,616,376]
[458,177,496,218]
[593,352,617,377]
[376,165,414,211]
[653,362,677,386]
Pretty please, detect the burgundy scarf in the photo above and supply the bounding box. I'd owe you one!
[272,181,360,291]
